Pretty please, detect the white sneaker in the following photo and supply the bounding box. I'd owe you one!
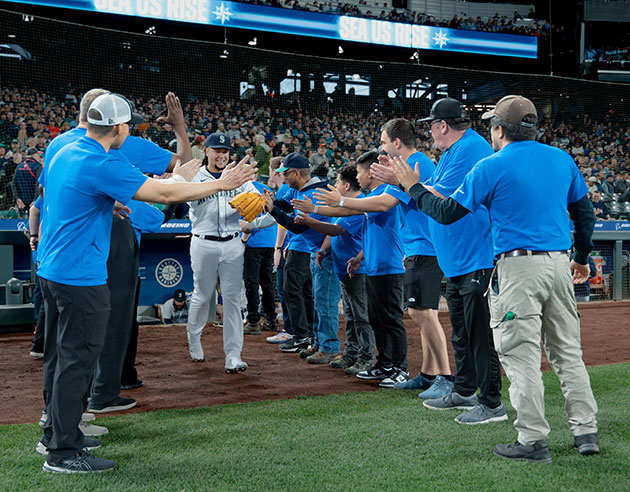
[187,332,204,361]
[225,355,248,374]
[266,331,293,344]
[79,419,109,437]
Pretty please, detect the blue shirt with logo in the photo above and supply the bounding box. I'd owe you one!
[363,183,405,276]
[275,183,293,249]
[247,181,277,248]
[424,129,494,277]
[37,136,148,286]
[384,151,436,257]
[331,213,366,280]
[453,140,587,256]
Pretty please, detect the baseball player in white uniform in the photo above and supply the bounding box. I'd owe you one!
[186,132,257,373]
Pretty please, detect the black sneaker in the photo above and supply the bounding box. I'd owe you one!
[299,345,318,359]
[493,440,552,464]
[29,342,44,358]
[279,338,310,353]
[88,397,136,414]
[574,433,600,455]
[120,379,143,391]
[356,365,392,380]
[261,318,277,332]
[43,450,115,474]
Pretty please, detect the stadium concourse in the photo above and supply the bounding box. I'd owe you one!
[1,301,629,426]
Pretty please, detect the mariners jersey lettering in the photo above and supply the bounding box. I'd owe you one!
[187,166,256,236]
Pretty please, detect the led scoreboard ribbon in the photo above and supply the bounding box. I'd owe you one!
[4,0,538,58]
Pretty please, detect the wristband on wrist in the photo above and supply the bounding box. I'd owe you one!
[275,246,283,250]
[339,196,345,207]
[30,234,38,238]
[313,205,319,214]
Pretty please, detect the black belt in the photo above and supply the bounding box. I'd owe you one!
[194,233,238,242]
[501,249,569,258]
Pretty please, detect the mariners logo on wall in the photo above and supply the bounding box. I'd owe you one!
[155,258,183,288]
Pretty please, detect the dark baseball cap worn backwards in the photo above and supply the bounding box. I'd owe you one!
[205,132,233,150]
[276,152,309,173]
[418,98,467,122]
[482,95,537,128]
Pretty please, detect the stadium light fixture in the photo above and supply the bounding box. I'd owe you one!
[8,34,16,38]
[338,45,343,54]
[220,49,229,59]
[22,14,33,22]
[145,26,156,35]
[287,69,293,76]
[248,37,257,46]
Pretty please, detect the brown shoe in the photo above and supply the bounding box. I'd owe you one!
[306,351,342,365]
[299,345,318,359]
[243,322,261,335]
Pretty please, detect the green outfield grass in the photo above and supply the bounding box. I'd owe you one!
[1,363,629,492]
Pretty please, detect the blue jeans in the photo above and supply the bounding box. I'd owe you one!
[276,255,292,334]
[310,253,341,353]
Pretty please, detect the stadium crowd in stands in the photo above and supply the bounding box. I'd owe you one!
[1,85,629,219]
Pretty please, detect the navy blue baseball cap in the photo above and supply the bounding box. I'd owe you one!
[418,97,467,122]
[277,152,309,173]
[174,289,186,302]
[205,132,232,150]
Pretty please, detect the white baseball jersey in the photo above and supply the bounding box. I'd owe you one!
[187,166,256,236]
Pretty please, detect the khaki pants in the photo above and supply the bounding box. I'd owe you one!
[488,251,598,445]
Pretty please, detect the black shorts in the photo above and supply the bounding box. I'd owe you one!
[404,255,443,310]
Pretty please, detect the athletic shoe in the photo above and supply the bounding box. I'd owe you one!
[38,411,47,428]
[79,418,109,437]
[37,437,101,456]
[493,440,552,464]
[88,397,136,414]
[29,343,44,358]
[329,354,355,369]
[39,411,96,428]
[187,332,204,362]
[394,372,433,390]
[455,403,508,425]
[345,360,372,375]
[574,433,600,455]
[356,365,391,380]
[299,345,318,359]
[261,318,277,332]
[423,391,478,411]
[266,331,293,344]
[379,369,410,388]
[279,338,310,353]
[225,355,248,373]
[306,351,341,365]
[120,379,143,390]
[243,322,261,335]
[418,375,454,399]
[43,451,116,474]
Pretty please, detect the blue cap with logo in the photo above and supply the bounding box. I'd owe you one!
[276,152,310,173]
[205,132,232,150]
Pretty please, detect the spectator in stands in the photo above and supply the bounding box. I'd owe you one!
[587,176,600,194]
[591,191,610,220]
[254,133,272,175]
[12,147,42,215]
[614,171,629,194]
[160,289,190,324]
[601,174,615,195]
[309,143,329,169]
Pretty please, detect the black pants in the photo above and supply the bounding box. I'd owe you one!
[90,217,139,407]
[40,278,110,460]
[243,246,276,325]
[283,250,313,341]
[121,276,141,386]
[366,274,407,371]
[445,268,502,408]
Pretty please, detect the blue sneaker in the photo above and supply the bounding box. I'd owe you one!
[418,375,454,399]
[394,372,433,390]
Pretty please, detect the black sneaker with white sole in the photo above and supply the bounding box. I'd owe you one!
[43,450,116,474]
[379,369,410,388]
[88,397,136,414]
[278,338,310,353]
[356,365,392,380]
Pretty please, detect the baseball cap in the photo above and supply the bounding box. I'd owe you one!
[25,147,42,156]
[319,143,327,149]
[418,98,467,122]
[276,152,310,173]
[588,176,597,182]
[481,95,537,128]
[87,93,143,126]
[205,132,233,150]
[174,289,186,302]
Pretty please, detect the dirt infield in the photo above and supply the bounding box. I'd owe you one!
[2,301,629,426]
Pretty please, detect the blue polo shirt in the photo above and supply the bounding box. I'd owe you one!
[37,136,148,286]
[424,129,494,277]
[247,181,277,248]
[453,140,587,256]
[363,183,405,276]
[331,213,366,280]
[128,201,165,245]
[275,183,292,249]
[283,181,332,254]
[384,151,436,257]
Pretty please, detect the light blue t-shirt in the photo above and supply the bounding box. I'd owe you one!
[247,181,277,248]
[37,136,148,286]
[453,140,588,256]
[384,151,436,257]
[363,183,405,276]
[331,213,366,280]
[128,201,165,245]
[424,129,494,277]
[275,183,292,249]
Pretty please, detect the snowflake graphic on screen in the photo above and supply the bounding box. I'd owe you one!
[433,29,449,48]
[213,2,233,24]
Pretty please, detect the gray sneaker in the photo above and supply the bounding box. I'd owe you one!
[43,451,116,474]
[455,403,508,425]
[574,433,600,455]
[423,391,478,411]
[345,360,371,375]
[493,440,552,464]
[36,437,101,456]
